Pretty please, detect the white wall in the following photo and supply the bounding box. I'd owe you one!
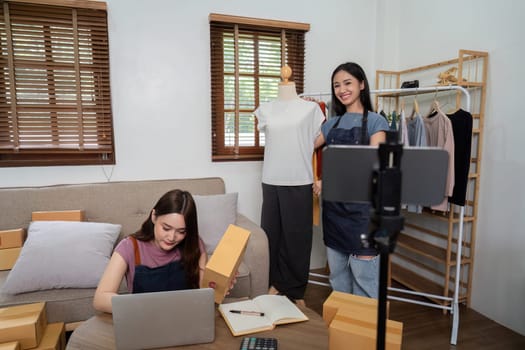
[0,0,374,220]
[376,0,525,336]
[1,0,523,336]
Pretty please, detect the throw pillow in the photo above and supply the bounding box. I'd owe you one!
[193,193,238,255]
[1,220,121,294]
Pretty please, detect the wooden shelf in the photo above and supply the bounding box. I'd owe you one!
[397,232,454,263]
[377,50,488,309]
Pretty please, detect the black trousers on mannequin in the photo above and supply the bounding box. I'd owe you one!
[261,183,313,300]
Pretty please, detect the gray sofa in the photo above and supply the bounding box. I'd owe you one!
[0,177,269,329]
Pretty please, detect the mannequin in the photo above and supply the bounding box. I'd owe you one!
[254,65,325,306]
[277,65,299,100]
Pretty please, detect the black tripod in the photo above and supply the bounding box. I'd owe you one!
[368,130,404,350]
[321,130,449,350]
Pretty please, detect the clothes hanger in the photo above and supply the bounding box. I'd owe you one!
[408,92,420,120]
[427,89,441,117]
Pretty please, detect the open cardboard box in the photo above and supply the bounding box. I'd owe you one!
[0,302,47,349]
[323,291,402,350]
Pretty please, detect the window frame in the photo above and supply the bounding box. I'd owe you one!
[0,0,114,167]
[209,14,309,162]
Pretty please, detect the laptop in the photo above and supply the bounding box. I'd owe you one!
[112,288,215,350]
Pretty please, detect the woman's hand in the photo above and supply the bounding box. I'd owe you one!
[313,180,322,196]
[226,270,239,295]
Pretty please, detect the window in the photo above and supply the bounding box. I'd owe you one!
[209,14,309,161]
[0,0,114,167]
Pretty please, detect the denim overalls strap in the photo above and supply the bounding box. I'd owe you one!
[130,237,188,294]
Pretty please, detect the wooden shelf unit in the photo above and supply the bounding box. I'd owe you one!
[375,49,488,308]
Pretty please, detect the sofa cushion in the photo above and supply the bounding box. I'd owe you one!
[193,193,238,255]
[1,221,121,294]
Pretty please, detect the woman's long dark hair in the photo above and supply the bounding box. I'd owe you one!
[331,62,373,117]
[134,189,201,288]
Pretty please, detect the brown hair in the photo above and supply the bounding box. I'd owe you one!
[133,189,200,288]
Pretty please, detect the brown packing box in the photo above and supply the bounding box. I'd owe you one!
[0,342,20,350]
[329,305,403,350]
[0,302,47,349]
[0,248,22,271]
[200,224,250,304]
[31,210,85,222]
[32,323,65,350]
[323,290,389,325]
[0,229,25,249]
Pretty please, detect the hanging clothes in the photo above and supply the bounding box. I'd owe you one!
[313,101,327,226]
[407,112,427,148]
[405,112,427,213]
[390,110,398,130]
[398,110,409,145]
[447,109,473,206]
[424,109,455,212]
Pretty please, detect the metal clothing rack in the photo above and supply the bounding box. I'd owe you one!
[303,85,471,345]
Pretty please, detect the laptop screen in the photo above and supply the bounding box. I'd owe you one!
[112,288,215,350]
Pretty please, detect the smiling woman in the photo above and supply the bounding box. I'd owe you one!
[313,62,389,299]
[93,189,208,314]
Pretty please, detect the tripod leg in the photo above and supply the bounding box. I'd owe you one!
[376,250,389,350]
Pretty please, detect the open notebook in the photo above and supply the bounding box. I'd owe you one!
[112,288,215,350]
[218,294,309,336]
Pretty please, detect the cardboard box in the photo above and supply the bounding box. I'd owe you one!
[0,229,25,249]
[0,248,22,271]
[329,306,403,350]
[31,210,85,222]
[323,291,389,325]
[0,303,47,349]
[32,323,65,350]
[200,224,250,304]
[0,342,20,350]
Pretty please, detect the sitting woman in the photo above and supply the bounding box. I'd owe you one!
[93,189,207,313]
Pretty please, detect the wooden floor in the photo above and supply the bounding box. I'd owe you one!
[304,271,525,350]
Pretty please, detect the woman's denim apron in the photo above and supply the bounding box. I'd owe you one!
[322,114,375,255]
[130,237,188,293]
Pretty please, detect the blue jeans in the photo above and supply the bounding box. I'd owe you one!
[326,246,379,298]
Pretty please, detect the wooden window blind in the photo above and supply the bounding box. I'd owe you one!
[0,0,114,167]
[209,14,309,161]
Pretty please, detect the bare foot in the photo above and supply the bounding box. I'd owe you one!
[295,299,306,307]
[268,286,280,295]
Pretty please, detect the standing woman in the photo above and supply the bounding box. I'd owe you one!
[314,62,389,298]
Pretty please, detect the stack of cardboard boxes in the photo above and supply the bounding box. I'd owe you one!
[0,229,66,350]
[0,229,25,271]
[323,291,403,350]
[0,302,66,350]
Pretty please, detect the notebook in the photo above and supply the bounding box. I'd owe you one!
[218,294,308,336]
[112,288,215,350]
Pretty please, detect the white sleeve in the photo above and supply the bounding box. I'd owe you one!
[254,105,266,131]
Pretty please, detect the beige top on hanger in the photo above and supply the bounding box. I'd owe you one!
[278,65,298,100]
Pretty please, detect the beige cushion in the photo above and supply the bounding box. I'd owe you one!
[194,193,238,255]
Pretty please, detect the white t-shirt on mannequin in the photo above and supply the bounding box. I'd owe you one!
[254,83,324,186]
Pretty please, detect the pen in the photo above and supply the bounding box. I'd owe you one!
[229,310,265,317]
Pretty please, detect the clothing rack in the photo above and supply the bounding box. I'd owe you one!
[303,85,471,345]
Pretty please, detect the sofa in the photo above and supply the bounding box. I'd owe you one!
[0,177,269,329]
